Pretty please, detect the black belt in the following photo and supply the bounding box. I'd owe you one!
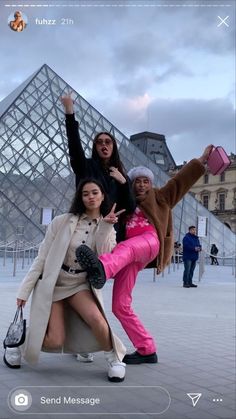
[61,264,85,274]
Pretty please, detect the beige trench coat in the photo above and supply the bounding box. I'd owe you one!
[17,213,126,365]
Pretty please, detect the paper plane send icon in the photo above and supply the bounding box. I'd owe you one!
[187,393,202,407]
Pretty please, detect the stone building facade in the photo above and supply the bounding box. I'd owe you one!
[182,154,236,233]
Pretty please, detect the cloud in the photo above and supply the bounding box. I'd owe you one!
[0,1,234,164]
[127,93,152,113]
[149,97,235,162]
[99,96,235,164]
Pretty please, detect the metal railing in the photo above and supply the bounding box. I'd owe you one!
[0,241,40,277]
[1,241,235,279]
[153,249,236,281]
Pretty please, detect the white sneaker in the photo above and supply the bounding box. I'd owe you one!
[3,347,21,369]
[76,352,94,363]
[104,350,126,382]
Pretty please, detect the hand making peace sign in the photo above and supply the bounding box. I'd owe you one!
[103,203,126,224]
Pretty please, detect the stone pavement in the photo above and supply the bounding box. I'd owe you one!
[0,259,235,419]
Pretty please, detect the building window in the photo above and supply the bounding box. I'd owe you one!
[220,172,225,182]
[202,194,209,209]
[219,193,225,211]
[204,174,208,184]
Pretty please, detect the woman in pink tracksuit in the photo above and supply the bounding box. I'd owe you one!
[76,146,213,364]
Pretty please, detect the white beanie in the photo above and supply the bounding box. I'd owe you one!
[127,166,154,184]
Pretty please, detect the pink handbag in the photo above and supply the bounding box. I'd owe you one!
[207,146,231,175]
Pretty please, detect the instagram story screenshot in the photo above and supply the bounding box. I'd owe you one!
[0,1,235,419]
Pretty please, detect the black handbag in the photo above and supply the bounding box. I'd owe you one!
[3,306,26,348]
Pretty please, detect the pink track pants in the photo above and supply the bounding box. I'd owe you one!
[99,231,160,355]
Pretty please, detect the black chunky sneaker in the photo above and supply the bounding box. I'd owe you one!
[76,245,106,289]
[123,351,158,364]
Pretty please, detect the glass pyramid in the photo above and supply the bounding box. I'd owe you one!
[0,64,235,255]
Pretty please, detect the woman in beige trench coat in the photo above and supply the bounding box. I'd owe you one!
[3,179,126,382]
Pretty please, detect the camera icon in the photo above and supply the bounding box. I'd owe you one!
[15,393,29,406]
[9,389,32,412]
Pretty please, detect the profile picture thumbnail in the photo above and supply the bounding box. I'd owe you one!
[8,11,27,32]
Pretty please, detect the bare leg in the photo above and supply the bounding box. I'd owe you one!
[43,300,65,349]
[67,290,112,351]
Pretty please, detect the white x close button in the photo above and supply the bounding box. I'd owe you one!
[217,16,229,27]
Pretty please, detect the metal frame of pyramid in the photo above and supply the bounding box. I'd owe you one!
[0,64,235,255]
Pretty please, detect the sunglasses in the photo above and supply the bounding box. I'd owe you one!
[95,138,113,146]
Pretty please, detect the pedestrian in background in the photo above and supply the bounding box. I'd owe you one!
[210,244,219,265]
[182,226,201,288]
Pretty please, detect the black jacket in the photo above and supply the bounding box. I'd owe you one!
[65,114,136,241]
[211,245,218,255]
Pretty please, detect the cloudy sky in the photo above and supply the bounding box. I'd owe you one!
[0,0,235,163]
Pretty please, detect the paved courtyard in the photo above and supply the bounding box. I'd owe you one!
[0,258,235,419]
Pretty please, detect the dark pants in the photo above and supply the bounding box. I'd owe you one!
[210,256,219,265]
[183,260,197,285]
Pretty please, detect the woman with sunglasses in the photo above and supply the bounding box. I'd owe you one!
[3,179,126,382]
[61,94,136,242]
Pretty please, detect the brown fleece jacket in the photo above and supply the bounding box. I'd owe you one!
[137,159,205,273]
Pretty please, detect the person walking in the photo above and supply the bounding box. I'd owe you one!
[182,226,202,288]
[75,145,213,364]
[210,244,219,265]
[3,179,126,382]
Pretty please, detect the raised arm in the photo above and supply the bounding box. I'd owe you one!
[61,94,87,176]
[157,145,213,208]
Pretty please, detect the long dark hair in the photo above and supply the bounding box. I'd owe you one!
[92,132,126,177]
[69,178,111,216]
